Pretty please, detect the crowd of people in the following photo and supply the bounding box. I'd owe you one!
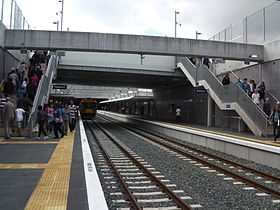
[222,74,271,114]
[0,50,58,139]
[222,73,280,141]
[35,100,78,140]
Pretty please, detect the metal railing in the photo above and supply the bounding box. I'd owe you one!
[178,57,269,136]
[0,0,31,30]
[209,1,280,44]
[28,55,56,135]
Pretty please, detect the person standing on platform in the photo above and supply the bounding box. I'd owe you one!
[269,102,280,142]
[53,104,65,139]
[62,103,70,135]
[68,100,78,133]
[3,97,15,139]
[36,105,48,140]
[0,92,7,124]
[14,105,25,137]
[176,106,181,122]
[140,105,145,118]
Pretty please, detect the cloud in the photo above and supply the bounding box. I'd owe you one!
[13,0,277,39]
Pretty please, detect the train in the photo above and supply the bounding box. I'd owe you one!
[79,98,97,119]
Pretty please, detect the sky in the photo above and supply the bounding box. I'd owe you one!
[3,0,277,39]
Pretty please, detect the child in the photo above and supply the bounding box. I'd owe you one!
[15,106,25,137]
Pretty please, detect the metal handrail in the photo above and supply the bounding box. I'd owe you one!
[28,55,56,136]
[178,57,269,136]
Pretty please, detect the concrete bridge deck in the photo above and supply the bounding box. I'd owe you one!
[4,30,264,62]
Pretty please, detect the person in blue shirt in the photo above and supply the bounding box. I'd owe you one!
[242,78,250,95]
[53,103,65,139]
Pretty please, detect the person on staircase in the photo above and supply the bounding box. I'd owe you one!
[269,102,280,142]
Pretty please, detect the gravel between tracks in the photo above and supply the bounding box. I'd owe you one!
[96,117,280,209]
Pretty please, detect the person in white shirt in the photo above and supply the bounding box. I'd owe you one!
[176,106,181,122]
[251,89,260,106]
[15,106,25,137]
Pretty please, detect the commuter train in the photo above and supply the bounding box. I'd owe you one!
[79,98,97,119]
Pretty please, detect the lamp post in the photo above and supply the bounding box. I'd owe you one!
[1,0,4,22]
[53,21,59,31]
[59,0,64,31]
[196,31,202,39]
[175,10,180,37]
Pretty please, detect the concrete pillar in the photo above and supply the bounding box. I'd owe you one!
[207,94,215,127]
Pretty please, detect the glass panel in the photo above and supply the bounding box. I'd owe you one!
[265,2,280,41]
[220,30,225,42]
[231,21,243,43]
[247,10,264,44]
[225,27,231,42]
[2,0,12,28]
[214,34,219,41]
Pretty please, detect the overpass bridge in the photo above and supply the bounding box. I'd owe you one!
[1,28,270,136]
[4,30,264,62]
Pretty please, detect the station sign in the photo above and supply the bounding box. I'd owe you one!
[53,84,67,89]
[194,87,207,93]
[20,49,28,54]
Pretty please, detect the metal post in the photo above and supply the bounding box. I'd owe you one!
[196,31,201,39]
[23,16,25,29]
[10,0,14,29]
[263,7,266,42]
[244,17,248,44]
[175,10,179,37]
[60,0,64,31]
[1,0,4,23]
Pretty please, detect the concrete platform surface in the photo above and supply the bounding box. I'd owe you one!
[0,115,107,210]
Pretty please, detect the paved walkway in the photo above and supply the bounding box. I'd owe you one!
[0,127,88,210]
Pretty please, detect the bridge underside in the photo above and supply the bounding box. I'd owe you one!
[56,65,187,88]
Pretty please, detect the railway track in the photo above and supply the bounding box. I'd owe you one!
[85,120,201,209]
[98,114,280,201]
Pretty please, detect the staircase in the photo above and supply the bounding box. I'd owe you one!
[177,57,269,136]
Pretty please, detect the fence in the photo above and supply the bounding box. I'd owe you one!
[0,0,30,29]
[209,1,280,44]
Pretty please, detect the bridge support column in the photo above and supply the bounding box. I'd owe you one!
[207,94,215,127]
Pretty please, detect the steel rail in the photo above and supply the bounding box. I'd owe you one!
[85,121,142,210]
[99,115,280,199]
[91,120,192,210]
[132,126,280,184]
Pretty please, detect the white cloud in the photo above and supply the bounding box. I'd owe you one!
[6,0,276,39]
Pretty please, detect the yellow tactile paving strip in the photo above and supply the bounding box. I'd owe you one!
[0,141,58,145]
[159,121,280,147]
[0,164,47,169]
[24,133,75,210]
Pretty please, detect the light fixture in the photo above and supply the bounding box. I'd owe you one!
[249,54,259,58]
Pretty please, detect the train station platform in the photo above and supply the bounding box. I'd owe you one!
[0,115,108,210]
[1,110,279,209]
[99,111,280,169]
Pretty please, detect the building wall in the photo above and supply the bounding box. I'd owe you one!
[153,83,208,125]
[0,23,21,80]
[0,22,5,47]
[0,47,20,80]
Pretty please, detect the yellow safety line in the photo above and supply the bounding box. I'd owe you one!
[0,164,47,169]
[0,141,58,145]
[24,133,75,210]
[159,121,280,147]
